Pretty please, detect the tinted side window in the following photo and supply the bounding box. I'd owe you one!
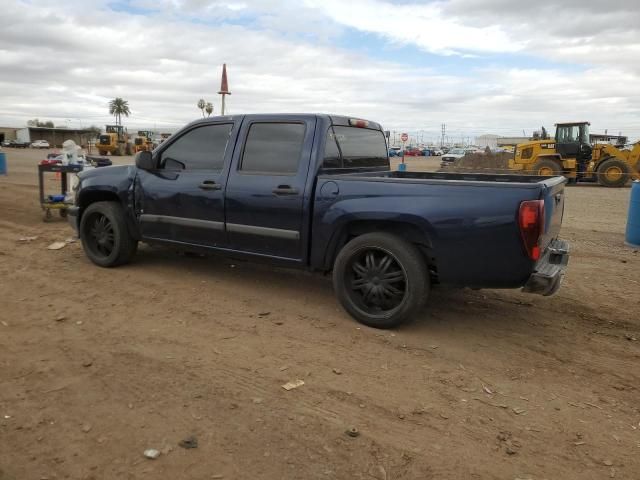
[332,126,388,168]
[161,123,232,170]
[323,127,342,168]
[241,123,305,174]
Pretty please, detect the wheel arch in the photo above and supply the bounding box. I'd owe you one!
[77,189,141,239]
[78,189,120,210]
[534,155,563,166]
[323,219,437,279]
[595,156,622,171]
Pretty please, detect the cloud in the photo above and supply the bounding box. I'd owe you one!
[304,0,522,56]
[0,0,638,141]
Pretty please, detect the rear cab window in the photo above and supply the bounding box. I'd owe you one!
[323,125,389,170]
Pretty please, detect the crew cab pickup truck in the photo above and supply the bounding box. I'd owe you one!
[68,114,569,328]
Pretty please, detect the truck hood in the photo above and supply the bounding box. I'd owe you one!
[78,164,136,180]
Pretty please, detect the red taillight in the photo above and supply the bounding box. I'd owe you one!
[518,200,545,261]
[348,118,369,128]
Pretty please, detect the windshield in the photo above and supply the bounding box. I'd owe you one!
[450,148,465,154]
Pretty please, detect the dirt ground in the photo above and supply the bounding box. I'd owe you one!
[1,149,639,480]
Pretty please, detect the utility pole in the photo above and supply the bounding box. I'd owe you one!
[441,123,446,147]
[218,63,231,116]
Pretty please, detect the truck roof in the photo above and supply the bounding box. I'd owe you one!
[185,114,382,131]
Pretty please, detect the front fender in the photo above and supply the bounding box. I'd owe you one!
[75,165,140,237]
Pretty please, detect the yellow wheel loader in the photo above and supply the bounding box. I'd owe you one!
[591,142,640,187]
[97,125,132,156]
[509,122,640,187]
[133,130,154,153]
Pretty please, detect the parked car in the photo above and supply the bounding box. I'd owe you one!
[441,147,467,165]
[6,140,29,148]
[68,113,569,329]
[403,147,423,156]
[466,147,484,154]
[30,140,50,149]
[388,146,402,157]
[432,148,444,156]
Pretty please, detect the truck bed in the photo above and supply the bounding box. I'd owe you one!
[313,170,566,288]
[322,169,566,187]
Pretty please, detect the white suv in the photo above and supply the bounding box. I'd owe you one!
[31,140,50,149]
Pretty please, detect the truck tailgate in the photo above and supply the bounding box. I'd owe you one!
[539,177,566,249]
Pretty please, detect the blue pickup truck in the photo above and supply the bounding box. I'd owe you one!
[68,114,569,328]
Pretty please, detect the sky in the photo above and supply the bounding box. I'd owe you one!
[0,0,639,143]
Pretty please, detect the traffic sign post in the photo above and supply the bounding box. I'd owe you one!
[399,133,408,171]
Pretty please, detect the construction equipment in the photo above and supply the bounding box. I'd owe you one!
[159,133,172,145]
[133,130,154,153]
[509,122,640,187]
[590,142,640,187]
[97,125,131,156]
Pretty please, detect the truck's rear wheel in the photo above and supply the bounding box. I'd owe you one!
[532,159,561,176]
[333,233,429,329]
[597,158,630,187]
[80,201,138,267]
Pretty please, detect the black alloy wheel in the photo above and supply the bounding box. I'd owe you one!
[85,212,115,258]
[79,201,138,267]
[333,232,429,328]
[347,247,408,315]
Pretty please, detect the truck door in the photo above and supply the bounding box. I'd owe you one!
[224,116,316,261]
[136,121,237,248]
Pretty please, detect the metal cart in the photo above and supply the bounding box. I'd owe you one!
[38,163,83,222]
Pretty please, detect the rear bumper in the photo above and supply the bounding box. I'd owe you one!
[67,205,80,235]
[522,239,569,296]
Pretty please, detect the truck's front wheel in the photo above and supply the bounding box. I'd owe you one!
[333,233,429,328]
[80,201,138,267]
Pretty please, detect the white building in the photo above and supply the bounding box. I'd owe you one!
[475,134,499,149]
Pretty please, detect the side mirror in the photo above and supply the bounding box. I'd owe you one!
[135,150,156,170]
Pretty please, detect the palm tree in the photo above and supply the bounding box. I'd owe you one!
[197,98,206,118]
[108,98,131,126]
[205,102,213,117]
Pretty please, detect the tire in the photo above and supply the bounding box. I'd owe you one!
[79,201,137,267]
[332,232,429,328]
[597,158,630,188]
[532,158,561,176]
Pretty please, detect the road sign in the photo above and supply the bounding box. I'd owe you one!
[400,133,408,142]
